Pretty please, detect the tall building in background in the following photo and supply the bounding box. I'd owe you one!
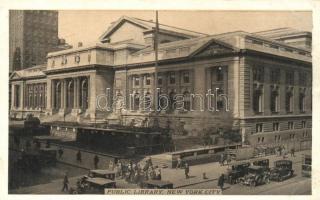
[9,10,59,72]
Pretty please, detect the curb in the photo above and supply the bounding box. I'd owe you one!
[174,178,218,189]
[56,160,91,170]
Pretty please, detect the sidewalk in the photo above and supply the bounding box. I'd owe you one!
[161,149,309,188]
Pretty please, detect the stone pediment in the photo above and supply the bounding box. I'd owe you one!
[191,39,238,58]
[9,72,22,80]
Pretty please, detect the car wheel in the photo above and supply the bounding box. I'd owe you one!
[279,176,283,182]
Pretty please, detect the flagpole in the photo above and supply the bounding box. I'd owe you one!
[154,11,159,111]
[155,10,159,67]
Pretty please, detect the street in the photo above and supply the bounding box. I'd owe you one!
[180,154,311,195]
[9,148,311,195]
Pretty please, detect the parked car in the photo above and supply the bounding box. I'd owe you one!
[226,161,251,184]
[301,154,311,177]
[69,176,116,194]
[141,180,173,189]
[88,169,116,180]
[239,166,270,187]
[270,160,294,181]
[251,158,270,170]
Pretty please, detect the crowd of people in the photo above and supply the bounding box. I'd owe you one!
[113,157,162,186]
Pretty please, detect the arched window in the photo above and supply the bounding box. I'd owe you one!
[80,79,88,110]
[55,82,61,109]
[67,80,74,109]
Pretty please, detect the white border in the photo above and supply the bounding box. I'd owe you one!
[0,0,319,200]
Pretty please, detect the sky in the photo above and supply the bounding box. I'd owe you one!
[58,10,312,47]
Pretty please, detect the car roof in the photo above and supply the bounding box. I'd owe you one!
[275,160,292,163]
[248,165,263,170]
[86,177,116,185]
[230,161,250,166]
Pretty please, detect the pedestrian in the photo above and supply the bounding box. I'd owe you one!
[226,154,231,166]
[176,157,182,169]
[217,174,225,191]
[117,161,122,177]
[94,155,99,169]
[109,160,114,170]
[58,147,64,159]
[220,154,224,166]
[76,150,82,163]
[61,173,69,192]
[290,148,295,157]
[184,163,190,179]
[156,168,162,180]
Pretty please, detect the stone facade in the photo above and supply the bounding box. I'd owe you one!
[9,16,312,146]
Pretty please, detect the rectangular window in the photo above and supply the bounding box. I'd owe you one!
[273,122,279,131]
[134,76,140,86]
[302,121,306,128]
[285,92,293,113]
[288,122,294,130]
[253,89,263,113]
[299,72,307,86]
[256,123,263,133]
[169,72,176,84]
[299,92,306,112]
[286,71,294,85]
[253,66,264,82]
[145,74,151,85]
[270,68,280,84]
[270,90,279,113]
[182,71,190,84]
[216,67,224,82]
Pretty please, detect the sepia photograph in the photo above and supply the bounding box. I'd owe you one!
[7,8,313,196]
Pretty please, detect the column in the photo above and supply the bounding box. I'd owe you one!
[62,79,67,111]
[73,77,78,108]
[11,84,15,110]
[88,74,96,119]
[71,77,80,116]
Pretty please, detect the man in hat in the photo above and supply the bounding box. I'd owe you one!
[218,173,225,191]
[184,163,190,179]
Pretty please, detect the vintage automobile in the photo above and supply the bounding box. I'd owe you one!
[301,154,311,177]
[226,161,251,184]
[251,158,270,170]
[270,160,294,181]
[88,169,116,180]
[141,180,174,189]
[239,166,270,187]
[69,176,116,194]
